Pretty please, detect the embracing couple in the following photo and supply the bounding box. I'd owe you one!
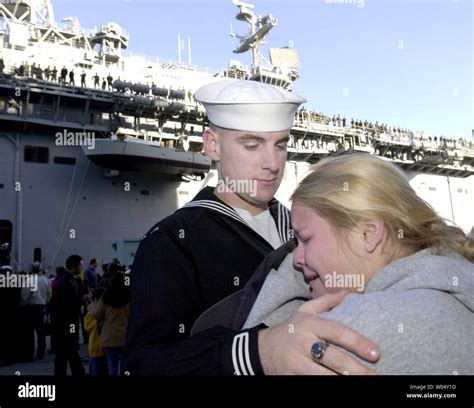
[122,79,474,375]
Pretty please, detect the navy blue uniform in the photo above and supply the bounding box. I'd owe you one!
[122,187,292,375]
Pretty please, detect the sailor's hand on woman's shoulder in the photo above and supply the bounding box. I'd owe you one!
[257,291,380,375]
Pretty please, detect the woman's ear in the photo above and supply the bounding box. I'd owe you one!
[202,128,220,162]
[362,218,385,253]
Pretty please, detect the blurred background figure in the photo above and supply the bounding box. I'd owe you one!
[88,271,130,376]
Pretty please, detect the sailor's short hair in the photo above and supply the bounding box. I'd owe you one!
[194,79,306,132]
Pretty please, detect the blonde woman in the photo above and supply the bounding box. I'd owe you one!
[245,153,474,374]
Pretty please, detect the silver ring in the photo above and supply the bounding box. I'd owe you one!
[311,341,328,364]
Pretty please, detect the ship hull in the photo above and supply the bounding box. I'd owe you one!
[0,132,208,271]
[1,130,472,273]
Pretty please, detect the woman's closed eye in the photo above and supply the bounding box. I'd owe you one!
[297,235,310,244]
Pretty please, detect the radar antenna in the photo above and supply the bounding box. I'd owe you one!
[231,0,278,75]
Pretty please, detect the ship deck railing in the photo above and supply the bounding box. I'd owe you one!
[1,71,473,166]
[1,46,218,85]
[294,116,473,153]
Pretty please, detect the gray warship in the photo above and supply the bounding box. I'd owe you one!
[0,0,473,272]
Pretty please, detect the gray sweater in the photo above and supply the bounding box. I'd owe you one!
[243,249,474,375]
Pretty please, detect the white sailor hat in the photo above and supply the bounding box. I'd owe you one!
[194,79,306,132]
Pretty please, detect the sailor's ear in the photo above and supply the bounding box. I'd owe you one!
[202,128,220,161]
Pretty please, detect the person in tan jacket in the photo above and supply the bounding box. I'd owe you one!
[88,272,130,375]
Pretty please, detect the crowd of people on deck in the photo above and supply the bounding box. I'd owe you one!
[1,59,192,102]
[0,57,470,150]
[295,107,473,150]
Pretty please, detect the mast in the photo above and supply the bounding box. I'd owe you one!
[231,0,278,76]
[0,0,55,27]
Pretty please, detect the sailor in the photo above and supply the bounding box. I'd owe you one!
[107,73,113,91]
[93,73,100,88]
[51,66,58,82]
[60,66,67,84]
[69,70,75,86]
[36,64,43,80]
[44,66,51,81]
[31,63,37,78]
[80,71,86,87]
[122,79,380,375]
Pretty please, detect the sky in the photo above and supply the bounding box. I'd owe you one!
[51,0,473,139]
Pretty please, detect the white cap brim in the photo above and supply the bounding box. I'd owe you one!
[195,79,306,132]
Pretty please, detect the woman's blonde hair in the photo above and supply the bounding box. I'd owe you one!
[291,153,474,263]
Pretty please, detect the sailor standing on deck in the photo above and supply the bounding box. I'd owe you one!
[122,79,380,375]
